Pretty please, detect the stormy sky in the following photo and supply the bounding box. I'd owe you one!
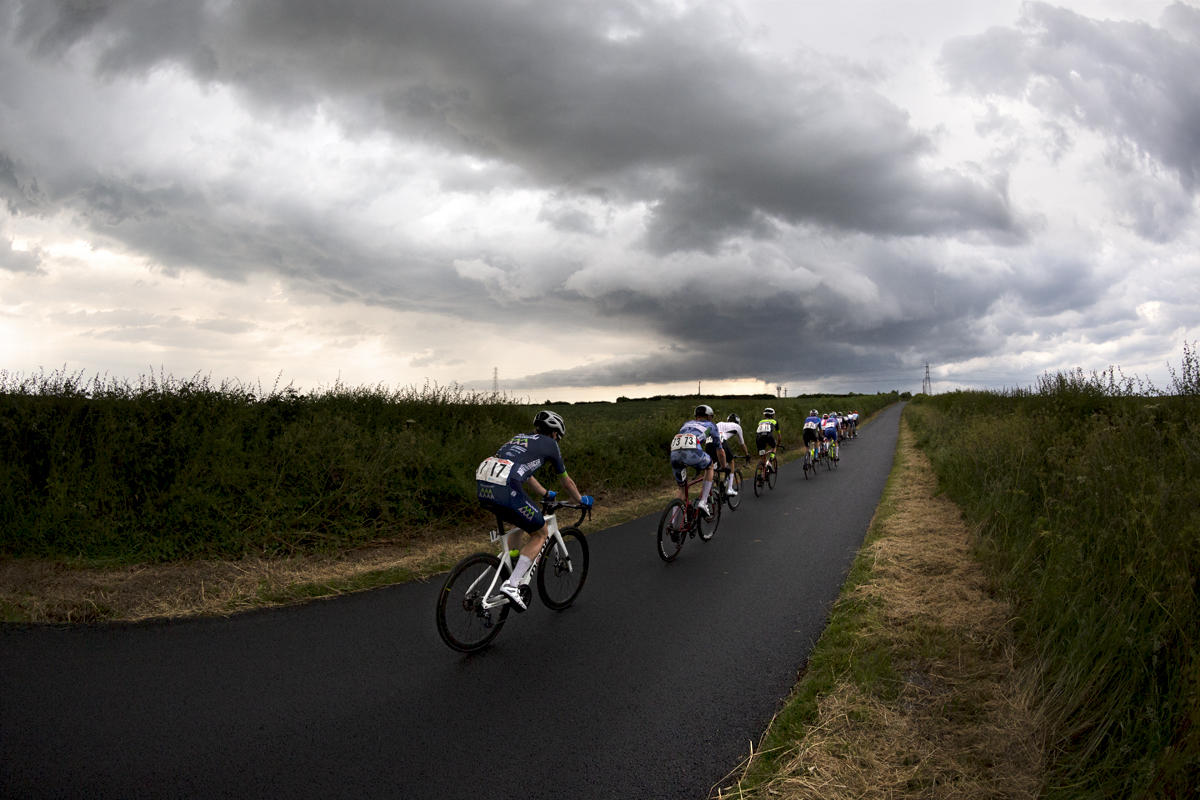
[2,0,1197,399]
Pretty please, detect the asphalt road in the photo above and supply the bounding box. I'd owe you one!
[1,403,902,800]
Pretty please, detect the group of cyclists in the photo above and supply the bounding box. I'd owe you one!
[473,405,861,610]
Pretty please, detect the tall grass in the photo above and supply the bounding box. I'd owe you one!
[905,345,1200,798]
[0,368,895,563]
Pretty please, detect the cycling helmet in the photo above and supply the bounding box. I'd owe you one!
[695,404,714,418]
[727,413,740,423]
[533,409,566,437]
[810,409,819,416]
[763,407,775,417]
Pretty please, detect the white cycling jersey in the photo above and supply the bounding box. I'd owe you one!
[717,421,745,445]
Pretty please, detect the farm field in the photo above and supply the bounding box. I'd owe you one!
[0,372,896,620]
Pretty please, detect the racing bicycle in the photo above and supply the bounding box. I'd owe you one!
[802,442,819,480]
[657,467,722,562]
[753,446,781,497]
[436,499,591,653]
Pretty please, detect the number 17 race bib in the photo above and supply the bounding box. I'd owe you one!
[476,457,515,485]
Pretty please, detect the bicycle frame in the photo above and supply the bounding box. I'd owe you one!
[469,514,572,612]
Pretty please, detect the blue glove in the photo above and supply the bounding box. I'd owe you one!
[545,491,557,501]
[580,495,594,508]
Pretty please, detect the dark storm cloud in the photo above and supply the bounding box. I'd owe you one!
[941,1,1200,204]
[10,0,1020,252]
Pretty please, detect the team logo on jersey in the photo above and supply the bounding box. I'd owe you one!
[519,505,536,520]
[480,486,495,500]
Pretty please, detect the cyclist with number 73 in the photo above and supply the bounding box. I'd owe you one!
[475,410,593,611]
[670,405,724,519]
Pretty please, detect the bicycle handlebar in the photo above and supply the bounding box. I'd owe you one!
[541,499,592,528]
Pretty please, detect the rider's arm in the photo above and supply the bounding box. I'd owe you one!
[558,473,584,504]
[524,476,550,498]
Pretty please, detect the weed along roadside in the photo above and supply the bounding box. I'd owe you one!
[730,353,1200,800]
[723,411,1040,800]
[0,376,898,623]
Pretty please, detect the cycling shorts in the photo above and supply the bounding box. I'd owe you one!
[670,448,712,484]
[823,428,838,442]
[802,428,818,445]
[477,483,544,534]
[756,434,776,455]
[721,440,735,463]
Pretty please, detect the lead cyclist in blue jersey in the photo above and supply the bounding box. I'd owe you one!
[476,410,593,611]
[670,404,724,518]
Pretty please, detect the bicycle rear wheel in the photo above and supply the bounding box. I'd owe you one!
[699,495,720,541]
[767,457,778,489]
[726,471,742,510]
[537,527,589,609]
[753,462,765,497]
[436,553,510,653]
[657,500,686,562]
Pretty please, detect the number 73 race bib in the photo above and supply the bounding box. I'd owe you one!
[476,457,515,484]
[671,433,699,451]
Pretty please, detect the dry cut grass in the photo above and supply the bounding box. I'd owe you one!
[730,420,1042,799]
[0,487,676,623]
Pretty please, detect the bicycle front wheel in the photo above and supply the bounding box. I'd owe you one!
[537,527,590,610]
[727,471,742,510]
[436,553,510,653]
[657,500,686,562]
[767,457,778,489]
[753,463,765,497]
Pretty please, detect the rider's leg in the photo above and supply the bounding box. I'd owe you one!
[505,524,547,587]
[699,465,715,508]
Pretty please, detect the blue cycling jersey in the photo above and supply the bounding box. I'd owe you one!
[674,419,720,451]
[487,432,567,485]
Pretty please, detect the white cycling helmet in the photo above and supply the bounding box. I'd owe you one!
[695,404,714,417]
[763,407,775,417]
[533,410,566,436]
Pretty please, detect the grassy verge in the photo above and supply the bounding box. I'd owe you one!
[721,410,1040,799]
[0,485,680,623]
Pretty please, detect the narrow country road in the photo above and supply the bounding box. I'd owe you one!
[1,404,902,800]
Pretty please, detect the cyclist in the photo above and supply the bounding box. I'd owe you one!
[476,410,593,611]
[755,407,781,474]
[802,408,822,461]
[670,404,723,518]
[717,412,750,496]
[821,413,839,456]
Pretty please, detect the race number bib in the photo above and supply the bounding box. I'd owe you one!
[670,433,699,451]
[804,421,818,430]
[475,457,515,485]
[757,421,773,434]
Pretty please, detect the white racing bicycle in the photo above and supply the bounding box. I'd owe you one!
[435,499,591,653]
